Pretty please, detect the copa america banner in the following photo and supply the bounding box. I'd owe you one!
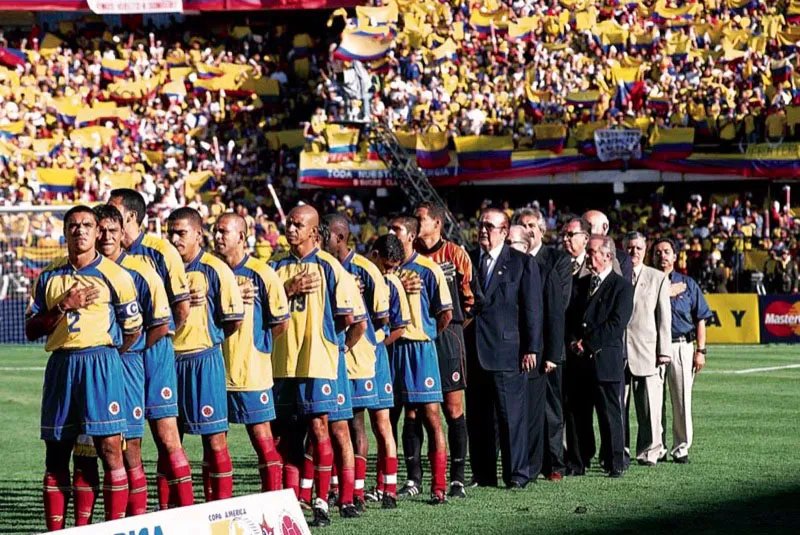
[52,489,310,535]
[594,129,642,162]
[87,0,183,13]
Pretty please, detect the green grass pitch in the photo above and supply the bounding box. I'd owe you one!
[1,345,799,534]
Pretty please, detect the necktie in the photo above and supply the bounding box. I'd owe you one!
[590,275,601,296]
[572,258,581,275]
[632,269,638,287]
[481,254,493,290]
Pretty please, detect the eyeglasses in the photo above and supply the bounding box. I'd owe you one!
[562,231,587,239]
[479,221,506,232]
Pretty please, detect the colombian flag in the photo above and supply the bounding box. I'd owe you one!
[534,124,567,154]
[416,131,450,168]
[293,33,313,59]
[38,168,77,195]
[101,58,129,81]
[646,96,671,115]
[650,127,694,160]
[567,90,600,109]
[0,120,24,140]
[455,135,513,170]
[326,124,360,163]
[0,47,27,68]
[432,40,458,65]
[508,18,535,42]
[470,10,510,39]
[334,29,393,62]
[574,120,606,156]
[196,64,225,80]
[772,60,793,84]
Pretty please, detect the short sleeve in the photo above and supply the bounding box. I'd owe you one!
[215,263,245,322]
[366,265,390,319]
[388,277,411,329]
[691,280,714,322]
[26,273,48,319]
[428,263,453,314]
[344,273,368,322]
[147,272,172,328]
[163,242,190,305]
[112,269,144,335]
[332,263,355,316]
[260,265,290,325]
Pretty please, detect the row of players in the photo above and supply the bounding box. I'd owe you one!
[27,189,460,530]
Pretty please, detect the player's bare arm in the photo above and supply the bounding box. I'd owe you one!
[436,309,453,335]
[271,319,289,338]
[172,299,190,331]
[383,326,405,346]
[345,318,367,350]
[145,323,170,349]
[119,328,142,355]
[222,319,243,338]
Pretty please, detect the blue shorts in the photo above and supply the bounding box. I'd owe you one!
[121,351,145,439]
[143,336,179,420]
[41,347,127,441]
[393,340,443,405]
[227,390,276,425]
[175,346,228,435]
[350,377,379,410]
[373,343,394,410]
[329,351,354,422]
[274,377,337,417]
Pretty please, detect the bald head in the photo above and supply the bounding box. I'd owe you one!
[286,205,320,251]
[583,210,609,236]
[507,225,530,254]
[214,213,248,262]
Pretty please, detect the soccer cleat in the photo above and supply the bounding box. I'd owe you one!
[353,495,366,513]
[327,489,339,509]
[339,503,360,519]
[364,487,383,502]
[427,489,447,505]
[397,481,421,498]
[381,493,397,510]
[310,499,330,528]
[298,498,312,512]
[447,481,466,499]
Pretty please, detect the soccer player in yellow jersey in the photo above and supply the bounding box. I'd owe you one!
[108,189,193,510]
[322,214,399,511]
[26,206,143,530]
[388,214,453,505]
[167,207,244,502]
[271,205,364,527]
[214,214,290,492]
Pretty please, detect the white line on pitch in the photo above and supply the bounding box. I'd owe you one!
[0,367,45,371]
[705,364,800,374]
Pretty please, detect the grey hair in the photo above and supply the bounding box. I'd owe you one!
[623,231,647,248]
[512,207,547,233]
[590,234,615,258]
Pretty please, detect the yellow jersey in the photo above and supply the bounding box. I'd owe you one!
[397,252,452,342]
[173,250,245,354]
[382,273,412,344]
[223,255,290,391]
[118,252,172,353]
[28,253,143,352]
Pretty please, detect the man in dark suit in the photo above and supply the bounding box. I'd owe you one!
[564,235,633,478]
[583,210,633,281]
[465,209,543,489]
[513,209,571,482]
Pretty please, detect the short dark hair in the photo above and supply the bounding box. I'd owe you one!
[93,205,124,226]
[109,188,147,225]
[372,234,405,263]
[391,214,419,236]
[318,218,331,244]
[64,205,98,227]
[565,217,591,234]
[416,201,446,225]
[323,213,350,240]
[652,237,676,254]
[167,207,203,230]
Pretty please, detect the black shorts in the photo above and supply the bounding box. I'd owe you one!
[435,323,467,393]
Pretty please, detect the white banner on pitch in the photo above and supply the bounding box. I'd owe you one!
[53,489,310,535]
[87,0,183,14]
[594,129,642,162]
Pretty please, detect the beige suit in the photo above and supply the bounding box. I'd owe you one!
[624,265,672,464]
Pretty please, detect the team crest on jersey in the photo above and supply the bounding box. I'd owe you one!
[337,393,346,405]
[108,402,120,416]
[202,405,214,418]
[161,387,173,400]
[384,383,393,394]
[260,392,269,405]
[424,377,435,389]
[133,406,143,420]
[321,384,332,396]
[365,380,374,392]
[452,372,461,383]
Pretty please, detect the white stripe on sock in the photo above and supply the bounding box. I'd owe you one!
[331,476,339,485]
[300,478,313,489]
[355,480,364,490]
[385,474,397,484]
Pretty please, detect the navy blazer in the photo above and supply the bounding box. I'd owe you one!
[467,245,543,372]
[532,246,571,367]
[566,271,633,382]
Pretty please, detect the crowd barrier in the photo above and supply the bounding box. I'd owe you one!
[2,294,797,346]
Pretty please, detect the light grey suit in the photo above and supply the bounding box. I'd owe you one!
[624,265,672,464]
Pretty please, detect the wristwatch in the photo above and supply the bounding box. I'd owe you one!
[696,348,707,355]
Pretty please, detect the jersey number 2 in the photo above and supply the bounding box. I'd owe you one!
[67,311,81,333]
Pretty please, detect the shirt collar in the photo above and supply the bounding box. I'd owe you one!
[530,243,543,258]
[483,243,504,262]
[574,251,586,266]
[633,263,643,279]
[595,265,613,283]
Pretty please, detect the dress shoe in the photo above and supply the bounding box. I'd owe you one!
[608,470,624,479]
[674,455,690,464]
[507,481,527,491]
[546,473,563,482]
[637,460,656,467]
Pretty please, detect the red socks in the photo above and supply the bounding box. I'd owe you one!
[284,463,300,499]
[43,471,71,531]
[167,449,195,507]
[429,451,447,494]
[202,450,212,502]
[384,456,398,497]
[103,468,129,521]
[156,456,171,510]
[299,451,315,502]
[314,438,333,504]
[73,459,99,526]
[126,465,148,516]
[203,449,233,501]
[339,466,355,506]
[254,436,283,492]
[354,455,367,500]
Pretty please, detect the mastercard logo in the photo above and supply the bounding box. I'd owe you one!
[763,301,800,337]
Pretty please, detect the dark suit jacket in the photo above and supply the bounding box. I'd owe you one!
[532,246,570,368]
[616,248,633,283]
[467,245,543,372]
[566,271,633,383]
